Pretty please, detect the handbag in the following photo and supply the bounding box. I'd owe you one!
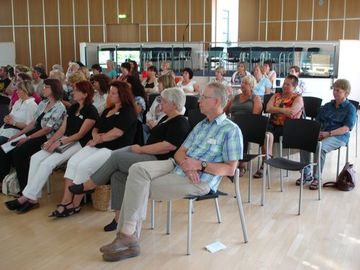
[2,170,20,196]
[323,162,356,191]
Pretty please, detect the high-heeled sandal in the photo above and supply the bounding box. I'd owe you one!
[48,202,75,218]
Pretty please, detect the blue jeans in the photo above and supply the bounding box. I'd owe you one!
[300,136,346,179]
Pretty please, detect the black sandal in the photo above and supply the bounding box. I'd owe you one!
[48,202,74,218]
[253,166,264,178]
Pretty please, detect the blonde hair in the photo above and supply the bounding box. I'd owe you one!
[215,66,226,76]
[16,80,34,96]
[241,75,257,90]
[67,71,86,84]
[333,79,351,96]
[49,70,66,83]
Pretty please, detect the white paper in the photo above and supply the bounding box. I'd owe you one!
[1,134,27,153]
[205,241,227,253]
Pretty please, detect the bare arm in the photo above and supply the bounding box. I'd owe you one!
[252,95,263,114]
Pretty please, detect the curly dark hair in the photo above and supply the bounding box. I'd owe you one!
[91,73,110,95]
[44,78,64,100]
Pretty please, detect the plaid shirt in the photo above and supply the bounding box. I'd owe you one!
[174,113,243,191]
[33,100,66,139]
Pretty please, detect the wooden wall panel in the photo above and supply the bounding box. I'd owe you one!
[177,25,190,42]
[282,22,296,41]
[148,0,160,24]
[61,27,75,65]
[0,0,12,25]
[346,0,360,18]
[106,24,139,42]
[44,0,58,25]
[0,28,13,42]
[133,0,146,24]
[268,0,281,21]
[329,21,343,40]
[45,27,60,69]
[329,0,345,19]
[148,26,161,42]
[297,22,312,40]
[314,0,329,20]
[13,0,28,25]
[205,25,211,42]
[59,0,73,25]
[139,26,146,42]
[118,0,132,24]
[29,0,43,25]
[344,20,360,39]
[90,26,104,42]
[283,1,297,21]
[89,0,103,25]
[313,21,327,40]
[298,0,313,20]
[191,0,204,24]
[191,25,203,42]
[259,23,266,40]
[104,0,117,24]
[259,0,266,21]
[163,0,175,24]
[205,0,211,23]
[239,0,259,41]
[162,26,175,42]
[74,0,88,25]
[267,22,281,41]
[177,0,189,24]
[30,27,45,66]
[15,27,30,65]
[75,27,89,59]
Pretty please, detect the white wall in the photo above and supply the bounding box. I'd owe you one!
[0,42,15,66]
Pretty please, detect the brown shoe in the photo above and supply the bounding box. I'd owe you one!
[102,245,140,262]
[99,232,139,254]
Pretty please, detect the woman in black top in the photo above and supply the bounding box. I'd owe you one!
[50,81,137,217]
[68,87,191,231]
[5,80,98,213]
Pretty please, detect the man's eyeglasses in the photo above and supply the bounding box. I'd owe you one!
[199,95,217,101]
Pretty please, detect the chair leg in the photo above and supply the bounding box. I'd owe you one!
[47,177,51,194]
[267,165,271,190]
[214,198,222,223]
[234,168,248,243]
[150,200,155,230]
[280,167,283,192]
[261,164,267,206]
[318,141,322,200]
[166,200,172,234]
[298,170,304,215]
[248,160,252,203]
[336,148,341,177]
[187,199,194,255]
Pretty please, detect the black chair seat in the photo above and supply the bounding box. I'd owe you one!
[241,153,261,163]
[185,189,228,201]
[265,157,309,171]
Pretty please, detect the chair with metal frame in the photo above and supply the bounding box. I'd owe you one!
[261,119,322,215]
[348,99,359,157]
[232,114,270,202]
[303,96,322,120]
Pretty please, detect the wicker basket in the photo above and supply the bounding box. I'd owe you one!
[92,185,111,211]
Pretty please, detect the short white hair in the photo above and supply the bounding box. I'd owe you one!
[207,82,228,108]
[161,87,186,112]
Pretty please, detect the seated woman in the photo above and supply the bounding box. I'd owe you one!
[225,75,262,176]
[177,67,200,95]
[253,74,303,178]
[299,79,356,190]
[142,65,158,95]
[0,80,38,145]
[117,62,131,82]
[263,60,277,86]
[5,81,98,213]
[68,87,191,231]
[9,72,42,107]
[91,73,110,115]
[252,64,272,99]
[103,60,117,80]
[212,66,232,97]
[0,79,66,192]
[49,81,138,217]
[231,62,251,85]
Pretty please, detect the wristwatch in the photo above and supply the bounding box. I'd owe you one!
[201,161,208,172]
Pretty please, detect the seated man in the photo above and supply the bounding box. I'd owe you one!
[98,82,243,262]
[299,79,356,190]
[254,74,304,178]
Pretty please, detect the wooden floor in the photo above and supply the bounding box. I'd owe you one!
[1,136,360,270]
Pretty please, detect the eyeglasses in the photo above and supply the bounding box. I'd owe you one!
[199,95,217,101]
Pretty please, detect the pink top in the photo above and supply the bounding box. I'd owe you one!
[11,91,42,106]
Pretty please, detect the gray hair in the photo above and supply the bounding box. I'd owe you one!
[161,87,186,112]
[206,81,228,108]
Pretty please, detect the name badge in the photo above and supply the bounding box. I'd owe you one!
[79,114,83,119]
[207,138,217,145]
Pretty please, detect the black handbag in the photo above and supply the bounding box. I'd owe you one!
[323,162,356,191]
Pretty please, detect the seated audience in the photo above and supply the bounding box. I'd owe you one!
[129,60,139,79]
[142,65,158,94]
[252,64,272,98]
[263,60,277,86]
[0,80,38,145]
[0,79,66,191]
[65,62,80,82]
[49,81,137,217]
[117,62,131,82]
[289,65,306,95]
[91,74,110,115]
[104,60,117,80]
[212,66,232,97]
[97,81,243,261]
[32,66,45,97]
[4,81,98,213]
[0,66,11,93]
[299,79,356,190]
[126,76,146,123]
[177,67,200,95]
[231,62,251,85]
[69,87,191,231]
[10,73,42,106]
[253,74,303,178]
[91,64,102,75]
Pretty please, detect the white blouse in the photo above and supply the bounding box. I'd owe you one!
[93,92,108,115]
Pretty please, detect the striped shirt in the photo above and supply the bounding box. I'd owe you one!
[174,113,243,191]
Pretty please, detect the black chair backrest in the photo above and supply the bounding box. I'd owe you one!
[303,96,322,120]
[232,114,269,146]
[187,108,206,129]
[349,99,359,111]
[184,95,199,116]
[133,120,145,146]
[0,97,10,126]
[282,119,320,153]
[263,93,274,113]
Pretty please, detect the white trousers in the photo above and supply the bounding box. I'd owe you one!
[64,145,112,184]
[22,142,82,200]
